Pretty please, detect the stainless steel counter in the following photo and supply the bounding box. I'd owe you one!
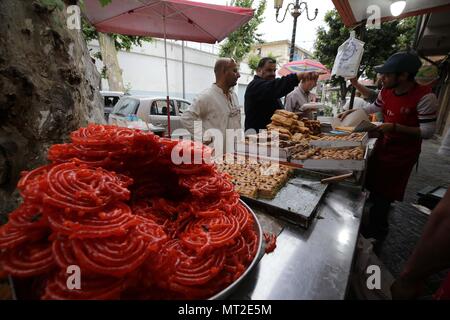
[229,183,367,300]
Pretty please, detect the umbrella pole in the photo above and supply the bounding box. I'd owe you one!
[163,15,171,138]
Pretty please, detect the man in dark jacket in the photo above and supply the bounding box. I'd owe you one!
[244,57,317,132]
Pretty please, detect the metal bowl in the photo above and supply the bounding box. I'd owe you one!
[8,200,264,300]
[208,200,264,300]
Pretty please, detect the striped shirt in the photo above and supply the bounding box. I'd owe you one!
[363,86,438,138]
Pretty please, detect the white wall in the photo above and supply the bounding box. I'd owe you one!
[88,39,253,107]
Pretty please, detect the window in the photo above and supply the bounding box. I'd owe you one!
[150,100,175,115]
[112,98,139,116]
[177,100,190,114]
[104,96,120,108]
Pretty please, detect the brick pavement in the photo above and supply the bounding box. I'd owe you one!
[377,137,450,297]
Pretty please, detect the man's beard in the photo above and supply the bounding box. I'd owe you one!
[385,82,398,89]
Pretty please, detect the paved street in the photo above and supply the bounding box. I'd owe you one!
[377,137,450,298]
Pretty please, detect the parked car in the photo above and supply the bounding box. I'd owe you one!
[100,91,124,121]
[108,95,192,136]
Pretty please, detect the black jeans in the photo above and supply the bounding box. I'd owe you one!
[361,193,392,241]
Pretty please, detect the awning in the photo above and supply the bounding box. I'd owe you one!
[332,0,450,27]
[416,11,450,56]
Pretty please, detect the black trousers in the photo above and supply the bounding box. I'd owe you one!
[361,192,392,240]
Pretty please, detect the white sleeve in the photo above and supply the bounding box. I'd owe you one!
[417,93,438,139]
[284,93,294,112]
[363,91,384,114]
[181,96,205,141]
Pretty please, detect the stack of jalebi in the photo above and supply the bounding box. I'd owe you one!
[0,124,260,300]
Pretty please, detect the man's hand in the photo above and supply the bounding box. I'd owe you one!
[297,72,319,82]
[376,123,395,134]
[349,78,358,86]
[337,109,357,120]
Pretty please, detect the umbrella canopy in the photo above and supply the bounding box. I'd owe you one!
[85,0,254,137]
[278,59,329,77]
[84,0,254,43]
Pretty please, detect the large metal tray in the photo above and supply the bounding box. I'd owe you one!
[240,169,329,229]
[8,201,264,301]
[290,144,369,171]
[209,200,264,300]
[309,132,369,148]
[235,142,294,161]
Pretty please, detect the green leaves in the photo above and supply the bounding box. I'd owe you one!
[219,0,267,64]
[37,0,64,11]
[314,10,417,81]
[247,52,278,72]
[98,0,113,7]
[81,18,153,56]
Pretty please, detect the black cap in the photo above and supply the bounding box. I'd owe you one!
[374,52,422,75]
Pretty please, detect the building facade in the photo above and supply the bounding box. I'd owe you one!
[250,40,314,67]
[88,39,253,107]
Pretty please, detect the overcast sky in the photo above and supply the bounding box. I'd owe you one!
[203,0,337,52]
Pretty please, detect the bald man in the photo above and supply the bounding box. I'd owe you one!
[181,58,241,153]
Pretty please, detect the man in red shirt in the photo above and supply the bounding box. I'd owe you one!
[340,52,438,242]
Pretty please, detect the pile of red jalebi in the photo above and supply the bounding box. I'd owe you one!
[0,124,260,300]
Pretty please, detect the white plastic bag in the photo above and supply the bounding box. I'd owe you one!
[350,236,394,300]
[331,32,365,79]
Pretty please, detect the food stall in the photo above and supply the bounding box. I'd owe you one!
[0,115,375,300]
[212,109,375,299]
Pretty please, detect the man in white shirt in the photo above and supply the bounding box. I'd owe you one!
[284,73,319,117]
[181,58,241,154]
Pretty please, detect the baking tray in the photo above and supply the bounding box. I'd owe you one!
[210,200,264,300]
[290,144,369,171]
[235,142,293,161]
[240,169,329,229]
[309,132,369,148]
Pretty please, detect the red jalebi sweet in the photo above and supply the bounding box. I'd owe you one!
[47,202,139,239]
[3,241,55,277]
[264,232,277,254]
[42,271,123,300]
[0,124,263,300]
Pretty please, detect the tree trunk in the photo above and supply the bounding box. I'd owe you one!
[0,0,105,217]
[98,32,125,92]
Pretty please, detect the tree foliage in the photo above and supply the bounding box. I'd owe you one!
[313,10,418,102]
[314,10,416,80]
[219,0,266,64]
[80,0,152,80]
[247,52,278,73]
[82,19,152,54]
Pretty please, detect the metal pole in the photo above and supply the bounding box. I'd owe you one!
[289,0,300,62]
[163,15,171,137]
[182,40,186,99]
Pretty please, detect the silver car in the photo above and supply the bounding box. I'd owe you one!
[108,95,191,136]
[101,91,124,121]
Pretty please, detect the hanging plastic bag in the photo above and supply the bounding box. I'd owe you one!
[331,32,365,79]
